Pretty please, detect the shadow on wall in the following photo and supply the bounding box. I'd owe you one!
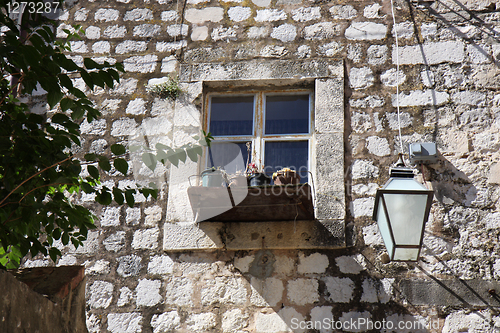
[235,250,433,333]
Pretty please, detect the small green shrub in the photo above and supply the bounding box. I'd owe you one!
[145,77,181,100]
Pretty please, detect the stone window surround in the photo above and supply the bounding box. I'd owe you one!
[163,58,345,251]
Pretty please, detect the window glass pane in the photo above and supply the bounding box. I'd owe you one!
[207,142,250,175]
[264,141,308,183]
[210,96,254,136]
[265,94,309,134]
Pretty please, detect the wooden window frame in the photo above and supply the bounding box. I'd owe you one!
[203,89,315,178]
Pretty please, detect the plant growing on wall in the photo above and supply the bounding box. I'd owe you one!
[145,76,182,100]
[0,0,208,269]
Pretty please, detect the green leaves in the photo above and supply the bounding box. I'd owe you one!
[142,152,157,171]
[114,158,128,175]
[98,156,111,172]
[111,144,126,156]
[87,165,99,179]
[113,187,124,205]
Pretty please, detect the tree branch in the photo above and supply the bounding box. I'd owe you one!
[0,154,74,207]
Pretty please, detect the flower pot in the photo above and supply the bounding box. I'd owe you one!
[201,169,224,187]
[273,170,300,185]
[248,173,271,186]
[229,175,247,187]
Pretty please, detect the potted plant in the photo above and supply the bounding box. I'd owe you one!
[244,142,271,186]
[200,167,226,187]
[228,170,247,187]
[272,168,301,185]
[246,162,271,186]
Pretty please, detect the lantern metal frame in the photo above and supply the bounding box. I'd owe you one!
[372,159,434,262]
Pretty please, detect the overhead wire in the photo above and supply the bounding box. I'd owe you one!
[390,0,405,157]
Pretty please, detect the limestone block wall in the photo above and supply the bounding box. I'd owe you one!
[20,0,500,332]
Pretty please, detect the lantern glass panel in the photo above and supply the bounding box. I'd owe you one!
[393,248,420,261]
[382,193,428,245]
[376,200,394,256]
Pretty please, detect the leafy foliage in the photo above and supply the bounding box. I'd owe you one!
[0,1,209,269]
[145,76,181,100]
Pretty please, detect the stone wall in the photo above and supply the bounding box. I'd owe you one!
[0,267,87,333]
[21,0,500,332]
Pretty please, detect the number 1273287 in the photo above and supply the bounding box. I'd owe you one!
[6,1,60,15]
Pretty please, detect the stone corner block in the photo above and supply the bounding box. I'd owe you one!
[163,222,223,251]
[315,78,344,133]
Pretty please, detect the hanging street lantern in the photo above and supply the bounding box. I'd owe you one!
[372,155,434,262]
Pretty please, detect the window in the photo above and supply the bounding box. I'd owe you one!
[205,90,313,183]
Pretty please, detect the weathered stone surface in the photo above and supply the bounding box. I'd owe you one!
[345,22,387,40]
[123,55,157,73]
[87,260,111,275]
[255,9,287,22]
[126,98,146,115]
[287,279,319,305]
[116,40,148,54]
[330,5,357,19]
[292,7,321,22]
[393,21,414,39]
[117,255,142,277]
[271,24,297,42]
[103,231,126,252]
[297,253,329,274]
[80,119,106,135]
[133,24,161,37]
[117,286,133,307]
[132,228,159,250]
[324,277,354,302]
[350,66,374,90]
[366,136,391,156]
[351,197,375,218]
[394,41,465,65]
[94,8,119,22]
[400,279,500,306]
[125,207,141,226]
[335,255,366,274]
[228,6,252,22]
[166,24,188,37]
[92,41,110,54]
[225,220,345,250]
[303,22,339,40]
[250,277,284,306]
[165,277,193,306]
[222,309,249,332]
[163,222,223,250]
[161,10,178,21]
[150,312,180,333]
[392,90,450,106]
[183,58,341,82]
[186,313,217,331]
[124,8,153,21]
[136,279,162,307]
[367,44,388,65]
[185,8,224,23]
[103,25,126,38]
[363,223,384,246]
[110,78,138,95]
[100,207,121,227]
[315,78,343,133]
[381,68,406,86]
[107,313,142,333]
[201,277,247,306]
[88,280,113,309]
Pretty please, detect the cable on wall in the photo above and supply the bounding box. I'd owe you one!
[390,0,405,156]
